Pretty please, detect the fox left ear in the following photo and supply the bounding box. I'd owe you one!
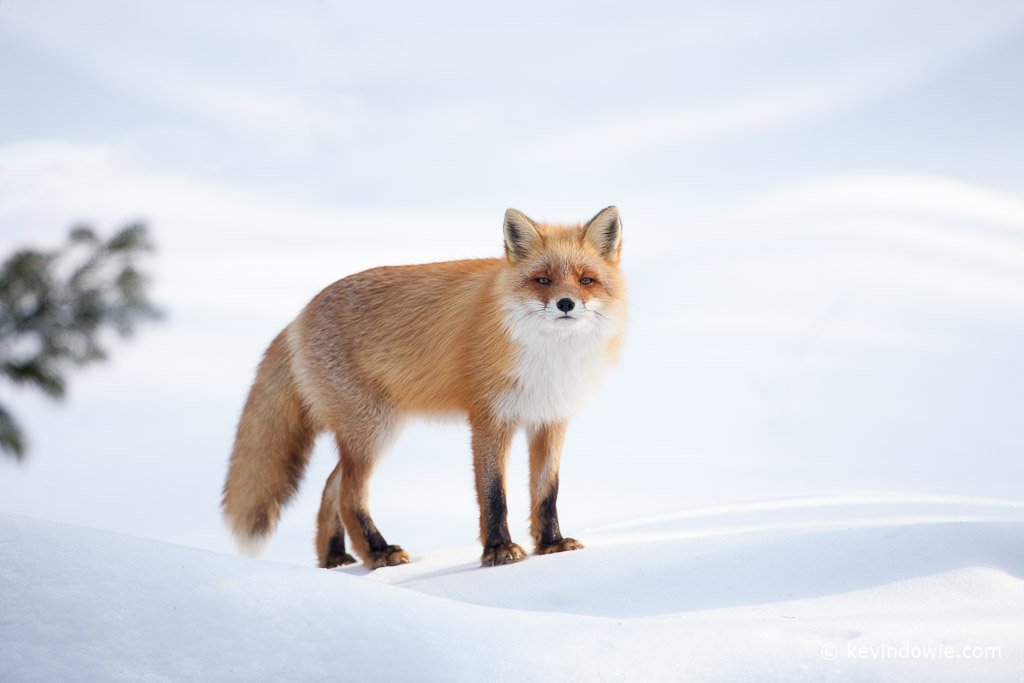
[582,206,622,262]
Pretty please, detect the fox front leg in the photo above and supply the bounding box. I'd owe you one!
[471,418,526,566]
[529,422,583,555]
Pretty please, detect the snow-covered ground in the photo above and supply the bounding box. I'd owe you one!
[4,501,1023,681]
[3,1,1024,679]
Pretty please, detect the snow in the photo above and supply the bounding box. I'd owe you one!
[2,1,1024,679]
[3,504,1023,681]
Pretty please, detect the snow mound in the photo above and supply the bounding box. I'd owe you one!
[2,505,1023,681]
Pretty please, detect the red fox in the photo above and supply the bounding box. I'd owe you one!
[222,206,626,568]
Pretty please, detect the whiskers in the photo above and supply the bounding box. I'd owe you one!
[506,300,548,329]
[503,297,624,340]
[588,307,624,333]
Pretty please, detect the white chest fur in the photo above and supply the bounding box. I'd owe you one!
[493,301,614,426]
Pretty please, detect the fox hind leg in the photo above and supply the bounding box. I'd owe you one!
[334,427,409,569]
[316,461,356,568]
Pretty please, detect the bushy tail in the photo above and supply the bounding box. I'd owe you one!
[222,329,316,554]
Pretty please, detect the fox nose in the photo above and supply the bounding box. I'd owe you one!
[556,298,575,313]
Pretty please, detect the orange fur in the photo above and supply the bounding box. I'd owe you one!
[222,207,627,567]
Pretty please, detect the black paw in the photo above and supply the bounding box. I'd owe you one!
[367,545,410,569]
[481,542,527,567]
[535,537,584,555]
[322,551,358,568]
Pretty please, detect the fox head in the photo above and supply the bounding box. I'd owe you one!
[500,206,626,339]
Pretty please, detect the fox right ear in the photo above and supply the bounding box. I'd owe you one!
[582,206,622,262]
[503,208,541,261]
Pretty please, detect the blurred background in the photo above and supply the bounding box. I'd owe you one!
[1,0,1023,564]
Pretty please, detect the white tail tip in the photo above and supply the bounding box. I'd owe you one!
[232,530,270,559]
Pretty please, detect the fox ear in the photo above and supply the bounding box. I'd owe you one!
[582,206,622,261]
[503,208,541,261]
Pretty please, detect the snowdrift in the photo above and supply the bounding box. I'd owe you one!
[3,500,1023,681]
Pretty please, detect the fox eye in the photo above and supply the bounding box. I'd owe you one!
[535,277,551,285]
[579,277,595,285]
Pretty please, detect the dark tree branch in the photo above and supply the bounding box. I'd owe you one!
[0,223,161,460]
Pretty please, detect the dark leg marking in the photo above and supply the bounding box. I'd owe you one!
[480,471,526,566]
[535,476,563,547]
[323,531,356,568]
[534,476,583,556]
[355,510,389,553]
[484,474,513,548]
[355,510,409,568]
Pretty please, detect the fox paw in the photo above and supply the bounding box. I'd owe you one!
[322,551,357,568]
[536,537,584,555]
[481,542,527,567]
[321,532,358,568]
[367,545,410,569]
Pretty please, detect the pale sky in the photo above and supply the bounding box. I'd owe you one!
[1,0,1023,564]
